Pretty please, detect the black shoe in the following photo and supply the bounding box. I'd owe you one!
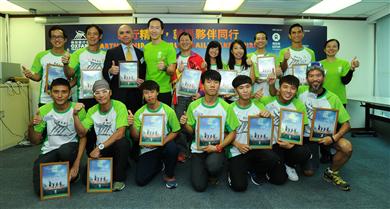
[248,172,267,186]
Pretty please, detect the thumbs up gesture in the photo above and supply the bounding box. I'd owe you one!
[351,56,359,70]
[109,60,119,75]
[180,111,188,125]
[127,110,134,126]
[22,66,33,79]
[284,48,291,60]
[32,110,42,125]
[62,48,70,65]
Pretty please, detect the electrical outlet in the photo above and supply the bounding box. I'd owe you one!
[0,110,4,118]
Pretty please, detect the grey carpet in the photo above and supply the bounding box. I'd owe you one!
[0,133,389,209]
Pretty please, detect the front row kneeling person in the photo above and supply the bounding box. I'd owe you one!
[73,79,130,192]
[29,78,87,196]
[259,75,312,181]
[180,70,240,192]
[227,75,287,192]
[297,64,353,191]
[128,80,180,189]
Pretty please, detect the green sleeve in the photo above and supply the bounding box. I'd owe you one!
[259,96,274,106]
[31,51,47,76]
[77,107,87,121]
[253,100,266,110]
[307,48,316,61]
[114,101,129,129]
[186,103,196,129]
[167,43,177,65]
[225,106,240,132]
[133,108,143,131]
[33,104,52,133]
[278,48,288,65]
[332,95,351,124]
[68,49,81,73]
[297,85,309,96]
[166,106,181,133]
[341,59,351,77]
[81,107,96,131]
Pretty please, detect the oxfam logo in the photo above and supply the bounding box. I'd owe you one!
[272,33,280,42]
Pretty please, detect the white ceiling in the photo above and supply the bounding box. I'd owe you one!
[3,0,390,19]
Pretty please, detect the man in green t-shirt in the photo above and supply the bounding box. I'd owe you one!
[73,79,130,192]
[128,80,180,189]
[278,23,316,76]
[180,70,240,192]
[144,18,177,106]
[22,25,71,106]
[298,64,353,191]
[28,78,87,196]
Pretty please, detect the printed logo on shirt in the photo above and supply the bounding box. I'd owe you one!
[48,119,73,136]
[95,119,114,136]
[236,117,248,134]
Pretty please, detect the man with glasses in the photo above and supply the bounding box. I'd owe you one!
[23,25,71,106]
[102,24,146,114]
[73,79,130,191]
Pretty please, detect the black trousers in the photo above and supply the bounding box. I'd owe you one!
[191,152,225,192]
[32,142,78,196]
[135,141,178,186]
[228,149,287,192]
[272,143,311,168]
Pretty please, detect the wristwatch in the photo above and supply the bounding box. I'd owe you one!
[98,143,105,150]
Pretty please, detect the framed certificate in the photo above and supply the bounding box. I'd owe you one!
[292,64,308,85]
[119,61,138,88]
[310,108,339,142]
[139,114,165,146]
[87,157,113,193]
[45,64,66,93]
[177,69,202,96]
[278,108,304,145]
[197,116,222,149]
[80,70,102,99]
[40,162,70,200]
[247,116,274,149]
[218,70,237,95]
[257,56,275,80]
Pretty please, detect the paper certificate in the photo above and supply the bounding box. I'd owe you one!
[310,108,339,142]
[292,64,308,85]
[218,70,237,95]
[45,64,66,93]
[177,69,202,96]
[257,56,275,80]
[248,116,274,149]
[80,70,102,99]
[119,61,138,88]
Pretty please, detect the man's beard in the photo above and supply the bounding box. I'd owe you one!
[309,82,323,92]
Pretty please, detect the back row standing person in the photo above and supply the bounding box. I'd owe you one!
[103,24,146,114]
[23,25,71,106]
[144,17,177,106]
[204,41,227,71]
[279,23,316,75]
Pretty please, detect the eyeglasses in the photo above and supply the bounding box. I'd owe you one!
[93,89,110,96]
[51,36,65,40]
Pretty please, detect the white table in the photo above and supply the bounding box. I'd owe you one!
[348,96,390,137]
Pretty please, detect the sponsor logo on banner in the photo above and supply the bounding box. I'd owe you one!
[70,30,88,51]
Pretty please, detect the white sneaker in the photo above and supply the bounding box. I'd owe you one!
[285,165,299,181]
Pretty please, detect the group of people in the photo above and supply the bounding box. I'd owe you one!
[24,18,359,195]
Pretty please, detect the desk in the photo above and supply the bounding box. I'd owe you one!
[348,96,390,137]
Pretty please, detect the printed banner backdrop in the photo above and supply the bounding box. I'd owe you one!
[45,23,327,62]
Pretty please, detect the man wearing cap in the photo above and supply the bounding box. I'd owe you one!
[296,64,353,191]
[73,79,130,191]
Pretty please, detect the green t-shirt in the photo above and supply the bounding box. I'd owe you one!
[259,96,309,143]
[133,102,181,155]
[34,102,86,154]
[278,47,316,75]
[297,85,350,137]
[320,58,351,104]
[226,100,266,158]
[82,100,128,145]
[144,41,177,93]
[68,47,106,99]
[31,50,67,104]
[186,97,240,153]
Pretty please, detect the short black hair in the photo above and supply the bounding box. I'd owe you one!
[85,24,103,36]
[232,75,252,88]
[178,32,192,42]
[279,75,300,89]
[254,31,268,41]
[50,78,70,91]
[48,25,67,39]
[147,17,164,29]
[289,23,304,34]
[201,70,221,83]
[324,38,340,49]
[140,80,160,93]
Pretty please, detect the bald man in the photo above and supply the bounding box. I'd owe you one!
[102,24,146,114]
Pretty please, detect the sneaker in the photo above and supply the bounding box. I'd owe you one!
[248,172,266,186]
[323,168,351,191]
[113,181,126,191]
[285,165,299,181]
[164,177,178,189]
